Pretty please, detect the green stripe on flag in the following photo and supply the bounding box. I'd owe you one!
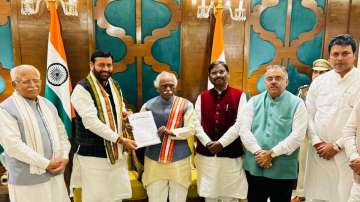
[44,85,72,138]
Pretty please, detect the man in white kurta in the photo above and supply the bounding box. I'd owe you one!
[304,34,360,202]
[343,102,360,202]
[195,61,248,202]
[0,65,71,202]
[141,71,195,202]
[70,50,137,202]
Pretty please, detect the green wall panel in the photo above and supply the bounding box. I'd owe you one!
[249,0,325,94]
[297,32,323,66]
[256,75,265,93]
[0,77,4,95]
[287,62,310,94]
[151,25,181,73]
[248,26,276,77]
[261,0,287,45]
[142,60,158,103]
[316,0,326,9]
[95,0,181,108]
[290,0,316,42]
[0,17,14,68]
[112,62,137,106]
[251,0,262,8]
[105,0,136,39]
[95,25,127,62]
[142,0,172,41]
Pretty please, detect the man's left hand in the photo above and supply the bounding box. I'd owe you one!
[207,141,223,154]
[317,143,338,160]
[350,158,360,175]
[48,158,68,174]
[255,150,272,168]
[157,126,175,137]
[125,123,133,132]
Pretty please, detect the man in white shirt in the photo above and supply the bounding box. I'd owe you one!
[70,50,137,202]
[195,61,248,202]
[343,102,360,202]
[225,65,307,202]
[0,64,71,202]
[304,34,360,202]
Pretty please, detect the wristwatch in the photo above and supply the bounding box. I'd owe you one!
[332,143,341,152]
[270,150,276,158]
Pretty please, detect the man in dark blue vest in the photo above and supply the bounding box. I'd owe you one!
[70,50,137,202]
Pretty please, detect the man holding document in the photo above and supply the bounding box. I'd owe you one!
[139,71,195,202]
[70,50,137,202]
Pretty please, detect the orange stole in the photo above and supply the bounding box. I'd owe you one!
[159,96,186,163]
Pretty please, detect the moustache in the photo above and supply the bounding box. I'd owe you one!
[214,77,225,81]
[100,71,111,75]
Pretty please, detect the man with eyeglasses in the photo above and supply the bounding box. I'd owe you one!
[70,50,137,202]
[223,64,307,202]
[0,65,71,202]
[304,34,360,202]
[195,61,248,202]
[140,71,195,202]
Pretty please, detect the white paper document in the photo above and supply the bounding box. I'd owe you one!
[128,111,161,148]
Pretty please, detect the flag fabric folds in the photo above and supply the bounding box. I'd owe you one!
[208,7,226,89]
[44,1,73,137]
[210,8,226,63]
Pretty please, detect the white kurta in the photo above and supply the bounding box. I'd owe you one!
[343,101,360,202]
[0,101,71,202]
[70,84,132,202]
[304,68,360,202]
[194,91,248,199]
[8,174,70,202]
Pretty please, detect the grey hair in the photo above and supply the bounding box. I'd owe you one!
[153,71,178,88]
[10,65,40,81]
[264,64,288,80]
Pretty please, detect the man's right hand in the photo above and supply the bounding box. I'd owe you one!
[122,138,137,151]
[350,158,360,175]
[206,141,223,154]
[46,158,68,174]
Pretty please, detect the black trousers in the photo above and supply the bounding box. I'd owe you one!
[246,171,295,202]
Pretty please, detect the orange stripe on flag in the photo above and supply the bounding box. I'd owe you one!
[49,2,67,63]
[211,9,224,63]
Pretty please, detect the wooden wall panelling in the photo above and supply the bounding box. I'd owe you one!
[322,0,351,59]
[348,0,360,65]
[181,0,211,102]
[181,0,247,102]
[60,0,95,85]
[0,0,11,25]
[223,2,246,91]
[9,0,94,90]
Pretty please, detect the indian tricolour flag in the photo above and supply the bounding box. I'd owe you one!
[44,1,74,137]
[208,7,226,89]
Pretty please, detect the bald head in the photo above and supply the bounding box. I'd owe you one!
[11,65,41,100]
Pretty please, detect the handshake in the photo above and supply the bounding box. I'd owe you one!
[254,150,273,169]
